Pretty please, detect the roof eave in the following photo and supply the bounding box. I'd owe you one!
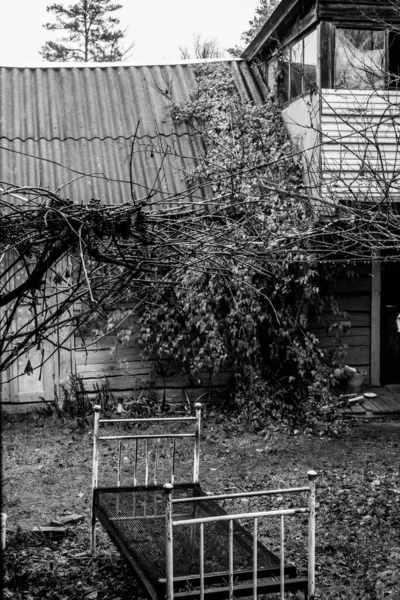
[241,0,314,61]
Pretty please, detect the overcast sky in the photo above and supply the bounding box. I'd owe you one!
[0,0,260,65]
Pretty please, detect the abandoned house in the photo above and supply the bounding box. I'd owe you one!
[1,0,400,410]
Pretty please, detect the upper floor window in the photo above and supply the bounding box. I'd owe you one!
[272,25,400,95]
[335,29,386,89]
[281,29,317,102]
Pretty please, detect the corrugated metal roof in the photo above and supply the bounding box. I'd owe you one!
[0,61,269,211]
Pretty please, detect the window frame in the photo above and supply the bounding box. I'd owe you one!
[334,27,387,90]
[279,28,318,104]
[332,26,400,90]
[269,23,400,101]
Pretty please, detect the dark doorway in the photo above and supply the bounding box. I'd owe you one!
[381,262,400,384]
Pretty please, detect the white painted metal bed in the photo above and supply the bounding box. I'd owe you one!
[90,403,316,599]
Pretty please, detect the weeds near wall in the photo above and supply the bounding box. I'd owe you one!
[54,375,112,426]
[54,375,91,425]
[54,373,163,426]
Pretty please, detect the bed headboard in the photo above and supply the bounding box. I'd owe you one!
[91,403,202,493]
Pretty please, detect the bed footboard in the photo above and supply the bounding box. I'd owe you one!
[164,472,317,600]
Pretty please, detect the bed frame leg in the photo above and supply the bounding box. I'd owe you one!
[91,405,101,555]
[164,483,174,600]
[307,470,317,600]
[90,507,96,555]
[193,403,202,484]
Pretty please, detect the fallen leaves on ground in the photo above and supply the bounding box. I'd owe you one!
[1,412,400,599]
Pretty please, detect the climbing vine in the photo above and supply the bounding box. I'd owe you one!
[136,63,343,430]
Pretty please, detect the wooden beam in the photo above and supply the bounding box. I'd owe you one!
[371,261,381,386]
[318,21,335,88]
[242,0,316,60]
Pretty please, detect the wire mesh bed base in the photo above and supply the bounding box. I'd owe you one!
[94,483,308,600]
[91,405,315,599]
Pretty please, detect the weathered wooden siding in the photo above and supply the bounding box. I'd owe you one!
[320,90,400,200]
[310,264,372,381]
[74,308,232,407]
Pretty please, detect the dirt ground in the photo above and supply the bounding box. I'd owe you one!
[1,409,400,599]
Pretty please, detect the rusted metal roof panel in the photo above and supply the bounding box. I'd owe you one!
[0,61,268,210]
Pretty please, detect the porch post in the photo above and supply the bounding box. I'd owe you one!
[371,260,381,386]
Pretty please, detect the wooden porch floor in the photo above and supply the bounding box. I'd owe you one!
[340,385,400,418]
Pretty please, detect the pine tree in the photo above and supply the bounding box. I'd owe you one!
[40,1,134,62]
[228,0,281,57]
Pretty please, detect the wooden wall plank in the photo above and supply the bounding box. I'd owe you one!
[77,363,154,378]
[75,346,144,365]
[342,346,370,365]
[335,278,371,294]
[313,325,370,337]
[318,334,370,348]
[81,371,232,392]
[312,312,369,327]
[309,264,372,379]
[74,319,233,406]
[85,387,228,405]
[75,335,140,351]
[334,295,371,312]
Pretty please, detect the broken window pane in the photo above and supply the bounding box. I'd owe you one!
[335,28,385,89]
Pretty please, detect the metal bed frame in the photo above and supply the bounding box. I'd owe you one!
[90,403,316,600]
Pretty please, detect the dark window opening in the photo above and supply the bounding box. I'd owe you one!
[290,40,303,98]
[389,31,400,86]
[281,48,290,102]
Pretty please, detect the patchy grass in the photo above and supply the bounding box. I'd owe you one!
[1,410,400,599]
